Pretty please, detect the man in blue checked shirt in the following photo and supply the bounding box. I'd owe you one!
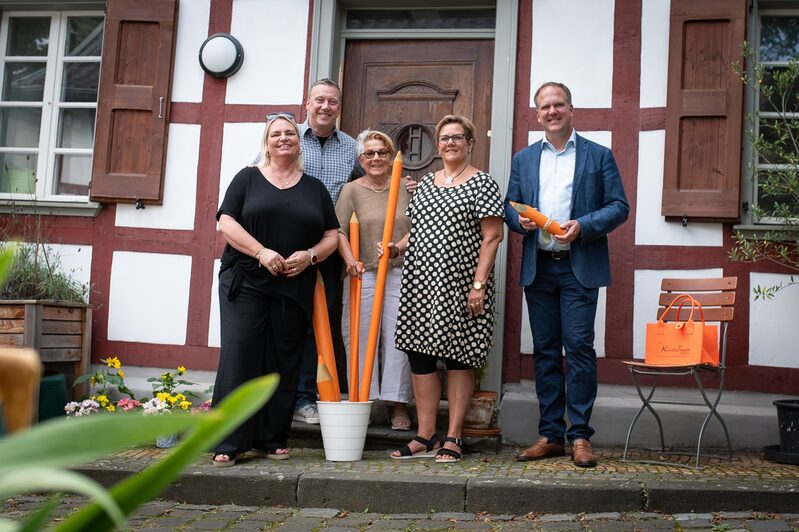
[255,78,362,424]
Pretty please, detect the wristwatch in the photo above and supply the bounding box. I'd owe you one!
[307,248,318,265]
[471,280,485,290]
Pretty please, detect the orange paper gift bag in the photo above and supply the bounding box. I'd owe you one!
[645,294,719,366]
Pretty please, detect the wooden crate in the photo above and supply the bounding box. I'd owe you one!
[0,300,91,401]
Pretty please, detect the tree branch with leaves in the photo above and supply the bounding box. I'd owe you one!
[731,46,799,300]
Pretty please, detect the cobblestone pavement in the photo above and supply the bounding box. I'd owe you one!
[2,497,799,531]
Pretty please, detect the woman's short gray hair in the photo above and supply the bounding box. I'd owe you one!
[355,129,395,157]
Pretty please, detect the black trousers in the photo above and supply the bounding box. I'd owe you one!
[212,268,307,455]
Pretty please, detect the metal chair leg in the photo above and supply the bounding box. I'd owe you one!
[624,370,665,458]
[693,370,733,467]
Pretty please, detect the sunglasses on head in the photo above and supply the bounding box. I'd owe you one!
[265,112,296,122]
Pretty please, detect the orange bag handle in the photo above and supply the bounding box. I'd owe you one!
[673,294,706,325]
[657,293,703,334]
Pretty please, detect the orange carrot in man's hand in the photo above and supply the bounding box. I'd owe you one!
[510,201,566,236]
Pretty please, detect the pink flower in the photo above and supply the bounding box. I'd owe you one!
[117,398,142,411]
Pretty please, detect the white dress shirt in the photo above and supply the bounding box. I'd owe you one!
[538,129,576,251]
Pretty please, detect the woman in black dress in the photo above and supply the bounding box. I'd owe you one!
[212,113,339,466]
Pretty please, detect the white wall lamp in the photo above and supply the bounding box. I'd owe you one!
[199,33,244,78]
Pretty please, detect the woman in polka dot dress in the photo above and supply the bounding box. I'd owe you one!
[386,115,504,463]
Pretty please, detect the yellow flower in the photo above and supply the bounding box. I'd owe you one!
[106,356,121,369]
[156,392,170,402]
[179,400,191,410]
[106,404,116,412]
[177,366,186,375]
[161,373,169,381]
[89,377,96,385]
[175,393,186,402]
[96,394,109,407]
[117,370,125,379]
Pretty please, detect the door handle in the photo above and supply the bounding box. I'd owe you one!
[158,96,164,119]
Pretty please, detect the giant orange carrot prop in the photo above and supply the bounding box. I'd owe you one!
[348,212,361,402]
[360,152,403,401]
[314,272,340,402]
[509,201,566,236]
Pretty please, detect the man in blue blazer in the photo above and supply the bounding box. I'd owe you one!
[504,82,629,467]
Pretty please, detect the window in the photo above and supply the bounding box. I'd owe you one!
[0,12,103,201]
[752,11,799,224]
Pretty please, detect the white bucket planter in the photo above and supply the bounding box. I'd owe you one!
[317,400,373,461]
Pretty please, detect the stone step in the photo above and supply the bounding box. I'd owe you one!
[289,400,502,454]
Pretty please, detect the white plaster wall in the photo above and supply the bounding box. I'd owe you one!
[171,0,211,103]
[107,251,192,345]
[639,0,670,108]
[632,268,722,359]
[226,0,308,104]
[116,124,200,230]
[749,273,799,368]
[520,287,607,357]
[41,243,92,295]
[635,130,723,246]
[218,122,264,210]
[530,0,614,108]
[527,130,611,149]
[207,258,221,348]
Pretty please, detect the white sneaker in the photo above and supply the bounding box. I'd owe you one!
[293,403,320,424]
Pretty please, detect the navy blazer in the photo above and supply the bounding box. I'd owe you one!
[504,134,629,289]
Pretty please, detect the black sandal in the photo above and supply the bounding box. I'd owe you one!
[390,434,440,459]
[435,437,463,463]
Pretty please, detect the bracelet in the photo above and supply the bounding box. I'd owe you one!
[254,247,265,266]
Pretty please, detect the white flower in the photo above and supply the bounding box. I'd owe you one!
[142,397,169,415]
[65,399,100,416]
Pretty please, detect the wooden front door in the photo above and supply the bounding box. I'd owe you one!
[341,39,494,180]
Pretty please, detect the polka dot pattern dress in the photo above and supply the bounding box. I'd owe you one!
[395,171,504,368]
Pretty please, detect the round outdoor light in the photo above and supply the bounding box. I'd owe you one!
[199,33,243,78]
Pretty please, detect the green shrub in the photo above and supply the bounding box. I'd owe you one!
[0,242,87,302]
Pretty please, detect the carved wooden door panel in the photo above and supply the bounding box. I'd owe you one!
[341,40,494,180]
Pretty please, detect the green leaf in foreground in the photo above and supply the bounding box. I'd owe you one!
[56,373,279,532]
[0,412,202,473]
[0,244,18,289]
[0,468,127,530]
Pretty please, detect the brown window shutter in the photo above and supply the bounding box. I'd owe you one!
[662,0,747,222]
[90,0,178,205]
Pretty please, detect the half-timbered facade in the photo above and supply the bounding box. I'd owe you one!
[1,0,796,396]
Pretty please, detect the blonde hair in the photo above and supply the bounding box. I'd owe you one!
[355,129,395,157]
[259,115,303,171]
[435,114,477,143]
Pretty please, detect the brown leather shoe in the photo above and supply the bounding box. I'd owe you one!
[516,436,566,462]
[571,438,598,467]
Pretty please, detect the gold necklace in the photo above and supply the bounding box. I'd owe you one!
[443,163,469,185]
[366,178,389,193]
[270,169,299,189]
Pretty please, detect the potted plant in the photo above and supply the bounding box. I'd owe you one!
[462,364,500,436]
[732,53,799,464]
[142,365,200,448]
[0,238,91,400]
